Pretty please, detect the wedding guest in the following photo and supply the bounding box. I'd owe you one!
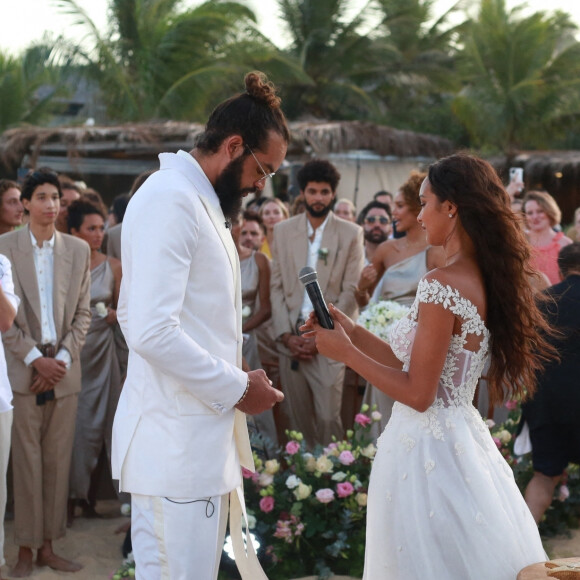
[523,190,572,285]
[522,242,580,523]
[270,159,364,447]
[355,171,445,308]
[373,190,393,212]
[291,194,306,216]
[67,200,122,524]
[0,168,91,577]
[0,256,19,580]
[55,179,81,233]
[111,71,284,579]
[301,153,551,579]
[356,200,392,264]
[0,180,24,236]
[258,197,289,258]
[565,206,580,241]
[334,198,357,222]
[239,211,266,252]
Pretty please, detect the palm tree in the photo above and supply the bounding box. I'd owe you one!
[276,0,383,120]
[55,0,306,122]
[370,0,465,139]
[0,37,75,132]
[453,0,580,156]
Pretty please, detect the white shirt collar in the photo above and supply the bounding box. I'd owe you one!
[29,228,56,250]
[307,212,331,238]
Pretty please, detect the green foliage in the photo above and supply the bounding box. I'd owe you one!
[453,0,580,155]
[0,37,76,132]
[54,0,306,122]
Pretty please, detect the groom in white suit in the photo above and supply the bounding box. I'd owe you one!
[112,72,287,580]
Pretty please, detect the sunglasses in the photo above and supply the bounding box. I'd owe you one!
[365,216,390,225]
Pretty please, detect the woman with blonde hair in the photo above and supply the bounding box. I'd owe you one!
[258,197,289,258]
[523,190,572,284]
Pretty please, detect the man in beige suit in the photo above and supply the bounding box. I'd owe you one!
[0,168,91,577]
[271,160,364,447]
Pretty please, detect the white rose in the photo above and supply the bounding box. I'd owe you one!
[245,514,256,529]
[293,482,312,501]
[95,302,108,317]
[499,430,512,445]
[331,471,347,482]
[241,305,252,318]
[285,475,301,489]
[315,455,333,474]
[371,411,382,422]
[264,459,280,475]
[356,492,368,507]
[305,455,317,472]
[361,443,377,459]
[258,472,274,487]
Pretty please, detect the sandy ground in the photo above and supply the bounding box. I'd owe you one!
[1,499,579,579]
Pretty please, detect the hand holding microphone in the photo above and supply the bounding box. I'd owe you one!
[298,266,334,329]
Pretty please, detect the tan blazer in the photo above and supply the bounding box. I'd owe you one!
[270,212,364,353]
[105,223,122,260]
[0,226,91,397]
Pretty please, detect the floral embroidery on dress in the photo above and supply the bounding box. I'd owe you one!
[389,278,490,440]
[424,460,435,475]
[398,433,416,452]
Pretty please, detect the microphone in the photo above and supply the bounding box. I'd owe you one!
[298,266,334,329]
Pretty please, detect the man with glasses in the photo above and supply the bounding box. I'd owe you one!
[270,159,364,448]
[111,72,285,580]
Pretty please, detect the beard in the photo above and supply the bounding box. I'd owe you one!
[305,199,333,219]
[364,228,389,244]
[214,155,255,221]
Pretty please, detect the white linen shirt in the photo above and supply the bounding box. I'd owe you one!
[0,254,20,413]
[299,214,330,322]
[23,231,71,368]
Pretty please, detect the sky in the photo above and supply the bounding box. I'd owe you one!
[2,0,580,54]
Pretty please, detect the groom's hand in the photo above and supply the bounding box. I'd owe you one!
[235,369,284,415]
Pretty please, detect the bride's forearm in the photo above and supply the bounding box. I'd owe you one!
[350,324,403,369]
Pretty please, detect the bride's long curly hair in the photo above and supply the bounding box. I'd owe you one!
[427,153,556,405]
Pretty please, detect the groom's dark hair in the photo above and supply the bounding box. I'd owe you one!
[195,71,290,155]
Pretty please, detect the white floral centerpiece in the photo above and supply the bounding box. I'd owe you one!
[357,300,409,342]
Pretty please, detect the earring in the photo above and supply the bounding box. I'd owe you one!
[449,213,453,218]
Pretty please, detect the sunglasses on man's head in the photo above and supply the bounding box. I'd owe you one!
[365,216,390,225]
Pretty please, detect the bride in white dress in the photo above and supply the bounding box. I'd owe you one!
[302,153,554,579]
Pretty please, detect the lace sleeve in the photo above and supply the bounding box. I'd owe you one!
[414,278,486,338]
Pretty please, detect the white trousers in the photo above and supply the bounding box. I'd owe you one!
[0,410,12,567]
[131,493,229,580]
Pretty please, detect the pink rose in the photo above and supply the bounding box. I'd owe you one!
[354,413,372,427]
[338,450,355,465]
[242,467,254,479]
[493,437,502,449]
[505,400,518,411]
[315,488,335,504]
[285,441,301,455]
[259,496,275,513]
[336,481,354,498]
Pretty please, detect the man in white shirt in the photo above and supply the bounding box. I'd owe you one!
[0,255,19,580]
[0,168,91,577]
[112,72,285,580]
[271,160,364,447]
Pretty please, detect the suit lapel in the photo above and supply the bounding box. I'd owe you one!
[13,227,41,328]
[316,214,339,293]
[53,232,73,333]
[291,214,309,286]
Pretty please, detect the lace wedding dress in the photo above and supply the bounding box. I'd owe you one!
[363,279,545,579]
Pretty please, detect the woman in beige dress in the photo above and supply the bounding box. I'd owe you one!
[67,200,122,521]
[356,172,445,436]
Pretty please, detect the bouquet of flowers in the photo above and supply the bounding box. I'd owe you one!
[357,300,409,342]
[243,408,381,579]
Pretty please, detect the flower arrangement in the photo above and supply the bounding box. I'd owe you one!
[357,300,409,342]
[243,408,380,579]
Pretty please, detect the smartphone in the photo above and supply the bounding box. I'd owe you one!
[509,167,524,184]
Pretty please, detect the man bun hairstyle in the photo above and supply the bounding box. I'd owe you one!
[195,71,290,154]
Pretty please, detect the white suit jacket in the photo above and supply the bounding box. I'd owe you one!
[112,151,253,499]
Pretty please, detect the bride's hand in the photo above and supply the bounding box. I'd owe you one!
[300,314,353,363]
[300,304,356,337]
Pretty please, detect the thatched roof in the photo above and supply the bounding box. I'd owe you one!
[0,120,454,176]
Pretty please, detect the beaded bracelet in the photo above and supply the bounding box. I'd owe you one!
[236,375,251,405]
